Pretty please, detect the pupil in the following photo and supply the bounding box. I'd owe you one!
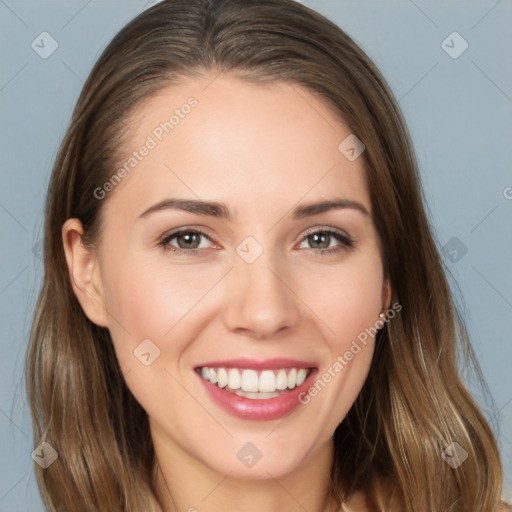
[179,232,199,249]
[311,233,328,249]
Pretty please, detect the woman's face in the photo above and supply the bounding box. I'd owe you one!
[70,73,390,478]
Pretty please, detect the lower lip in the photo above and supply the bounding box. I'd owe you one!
[196,369,317,421]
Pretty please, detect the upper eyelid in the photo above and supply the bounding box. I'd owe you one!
[161,226,352,247]
[301,225,351,239]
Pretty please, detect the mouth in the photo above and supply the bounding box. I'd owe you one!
[196,366,312,399]
[194,358,318,420]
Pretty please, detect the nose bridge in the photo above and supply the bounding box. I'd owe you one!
[223,236,300,337]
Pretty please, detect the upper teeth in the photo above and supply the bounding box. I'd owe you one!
[200,367,310,393]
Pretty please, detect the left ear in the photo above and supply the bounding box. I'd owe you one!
[381,278,392,312]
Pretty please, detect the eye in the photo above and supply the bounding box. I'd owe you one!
[159,228,215,255]
[297,228,354,255]
[158,227,355,256]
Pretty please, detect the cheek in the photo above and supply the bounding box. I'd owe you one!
[103,251,194,331]
[100,250,222,369]
[102,240,384,366]
[300,252,383,416]
[99,255,209,418]
[307,253,384,342]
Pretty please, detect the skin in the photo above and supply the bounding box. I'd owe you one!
[62,73,391,512]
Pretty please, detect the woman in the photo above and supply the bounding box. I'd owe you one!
[26,0,510,510]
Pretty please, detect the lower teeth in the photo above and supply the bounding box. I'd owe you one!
[227,388,288,399]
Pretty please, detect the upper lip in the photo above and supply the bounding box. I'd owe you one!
[195,358,317,371]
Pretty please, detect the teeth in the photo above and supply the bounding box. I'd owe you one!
[297,368,308,386]
[287,368,297,389]
[217,368,228,388]
[228,368,241,390]
[276,369,288,390]
[233,389,281,399]
[241,369,259,392]
[259,370,275,392]
[198,366,311,395]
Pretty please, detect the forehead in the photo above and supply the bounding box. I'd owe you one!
[103,73,371,222]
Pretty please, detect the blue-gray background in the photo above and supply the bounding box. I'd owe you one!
[1,0,511,509]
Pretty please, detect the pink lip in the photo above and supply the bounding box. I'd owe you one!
[195,367,318,421]
[194,357,316,371]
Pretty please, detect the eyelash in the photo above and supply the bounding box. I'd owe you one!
[158,227,355,256]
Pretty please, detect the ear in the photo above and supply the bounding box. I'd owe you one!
[381,278,392,312]
[62,218,109,328]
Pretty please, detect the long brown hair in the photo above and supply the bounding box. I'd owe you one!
[26,0,508,510]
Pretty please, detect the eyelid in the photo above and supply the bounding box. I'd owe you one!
[159,226,218,247]
[299,225,351,240]
[295,226,355,254]
[159,225,354,254]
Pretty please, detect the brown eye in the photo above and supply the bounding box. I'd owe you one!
[174,231,202,249]
[298,229,354,255]
[159,228,214,255]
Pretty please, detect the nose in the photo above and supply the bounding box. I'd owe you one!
[222,248,301,339]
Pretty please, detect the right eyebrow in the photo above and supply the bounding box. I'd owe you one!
[138,198,231,220]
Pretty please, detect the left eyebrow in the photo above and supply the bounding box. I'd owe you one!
[137,197,370,220]
[292,199,370,218]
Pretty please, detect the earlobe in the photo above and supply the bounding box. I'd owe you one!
[375,280,393,330]
[61,218,109,328]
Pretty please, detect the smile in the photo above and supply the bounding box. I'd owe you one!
[194,358,318,421]
[198,366,311,399]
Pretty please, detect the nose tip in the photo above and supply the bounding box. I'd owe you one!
[222,253,301,339]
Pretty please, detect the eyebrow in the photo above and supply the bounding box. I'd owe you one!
[138,197,370,220]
